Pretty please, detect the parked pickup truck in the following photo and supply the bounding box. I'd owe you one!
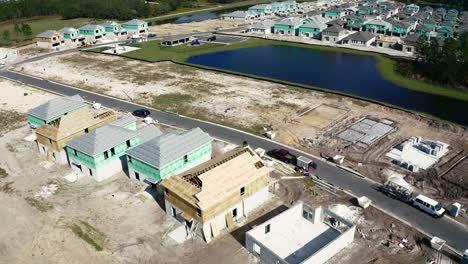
[267,149,297,165]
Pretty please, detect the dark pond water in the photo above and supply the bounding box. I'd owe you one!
[186,45,468,126]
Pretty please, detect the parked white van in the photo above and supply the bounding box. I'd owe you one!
[413,195,445,217]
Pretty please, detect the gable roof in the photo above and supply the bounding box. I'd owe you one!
[323,24,345,33]
[160,146,272,211]
[343,31,375,42]
[101,21,120,28]
[127,127,212,169]
[79,24,103,31]
[367,18,392,27]
[416,24,432,32]
[36,30,59,38]
[276,17,303,27]
[29,95,85,121]
[250,20,276,30]
[301,20,327,30]
[58,27,78,34]
[66,122,138,156]
[35,109,115,141]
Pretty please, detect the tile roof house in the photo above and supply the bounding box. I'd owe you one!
[126,127,213,184]
[66,116,160,181]
[160,146,272,243]
[248,20,276,34]
[342,31,376,46]
[35,30,62,49]
[28,95,86,129]
[321,25,347,43]
[35,108,116,164]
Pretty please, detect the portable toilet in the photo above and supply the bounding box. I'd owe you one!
[451,202,462,217]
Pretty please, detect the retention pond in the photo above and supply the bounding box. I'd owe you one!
[186,45,468,126]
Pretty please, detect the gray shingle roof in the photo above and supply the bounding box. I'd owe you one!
[277,17,303,27]
[66,124,137,156]
[101,21,119,28]
[250,20,276,30]
[343,31,375,42]
[29,95,85,121]
[126,127,212,169]
[124,19,146,26]
[79,24,103,31]
[36,30,59,38]
[323,24,345,33]
[58,27,77,34]
[111,115,137,128]
[138,125,163,143]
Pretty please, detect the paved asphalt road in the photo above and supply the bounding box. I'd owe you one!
[1,70,466,253]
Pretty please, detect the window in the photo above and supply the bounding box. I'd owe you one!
[85,128,89,133]
[89,168,93,176]
[240,187,245,196]
[49,138,52,144]
[183,154,188,163]
[104,151,109,159]
[253,243,261,254]
[110,148,115,155]
[128,156,132,163]
[73,149,77,156]
[265,224,270,234]
[126,140,131,148]
[164,188,169,196]
[196,208,202,217]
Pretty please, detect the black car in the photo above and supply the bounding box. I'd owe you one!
[207,36,216,42]
[132,109,150,118]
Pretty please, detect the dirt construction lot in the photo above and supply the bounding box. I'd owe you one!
[15,51,468,204]
[0,81,459,264]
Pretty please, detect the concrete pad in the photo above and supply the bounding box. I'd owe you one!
[168,225,190,244]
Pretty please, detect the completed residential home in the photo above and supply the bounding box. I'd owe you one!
[220,10,257,20]
[35,30,62,49]
[160,146,272,243]
[298,20,327,38]
[123,19,148,34]
[321,25,347,43]
[100,21,126,36]
[126,128,212,185]
[247,20,276,35]
[402,33,421,54]
[365,18,392,34]
[273,17,303,36]
[28,95,86,129]
[59,27,86,44]
[35,108,116,164]
[79,24,105,42]
[342,31,376,46]
[66,116,159,181]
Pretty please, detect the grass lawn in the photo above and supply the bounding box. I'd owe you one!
[0,16,100,47]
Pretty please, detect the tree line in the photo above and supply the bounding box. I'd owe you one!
[0,23,33,46]
[0,0,246,22]
[411,33,468,89]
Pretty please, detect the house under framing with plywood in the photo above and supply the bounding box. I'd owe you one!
[160,146,273,243]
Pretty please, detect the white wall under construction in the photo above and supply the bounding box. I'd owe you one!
[164,185,271,243]
[69,156,123,182]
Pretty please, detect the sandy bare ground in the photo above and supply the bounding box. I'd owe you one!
[149,19,249,36]
[0,78,57,112]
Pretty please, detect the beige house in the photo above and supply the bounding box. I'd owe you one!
[36,108,116,164]
[161,146,273,243]
[36,30,63,49]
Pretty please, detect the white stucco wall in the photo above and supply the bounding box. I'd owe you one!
[68,156,123,182]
